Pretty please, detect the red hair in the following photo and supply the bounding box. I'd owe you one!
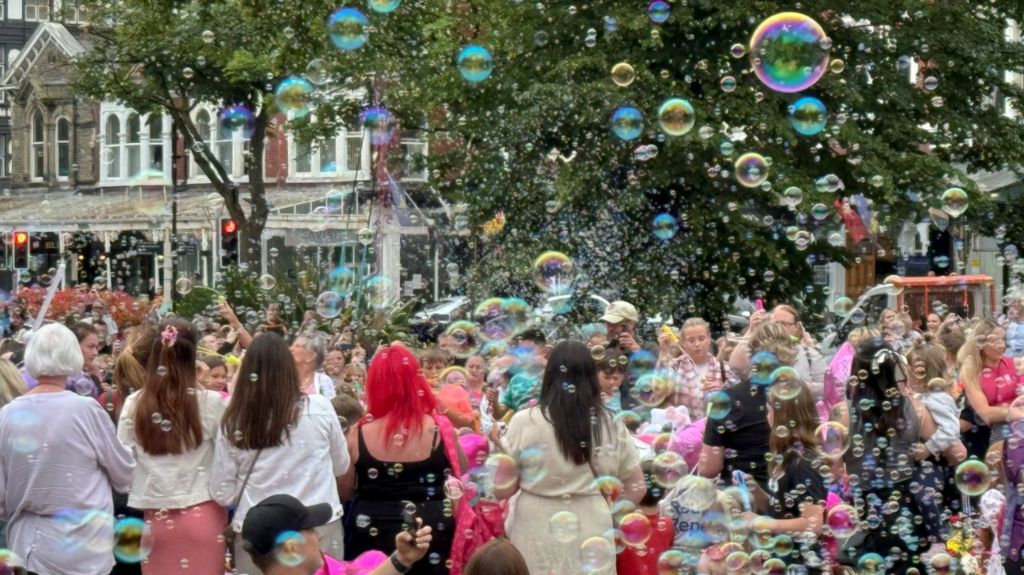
[363,345,438,441]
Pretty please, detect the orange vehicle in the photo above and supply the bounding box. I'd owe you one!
[885,274,996,321]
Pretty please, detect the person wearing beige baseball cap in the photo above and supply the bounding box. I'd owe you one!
[600,301,642,353]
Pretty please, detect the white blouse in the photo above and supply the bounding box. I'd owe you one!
[117,389,226,510]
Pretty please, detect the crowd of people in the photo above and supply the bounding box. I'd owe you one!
[0,290,1021,575]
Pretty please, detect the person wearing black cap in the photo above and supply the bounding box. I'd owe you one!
[242,494,432,575]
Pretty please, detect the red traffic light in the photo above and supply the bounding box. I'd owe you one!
[222,220,237,234]
[13,232,27,246]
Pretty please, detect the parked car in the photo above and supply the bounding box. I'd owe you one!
[410,296,471,327]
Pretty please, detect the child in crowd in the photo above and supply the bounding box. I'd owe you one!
[906,336,968,465]
[331,392,364,432]
[616,459,675,575]
[596,350,625,414]
[436,366,479,432]
[198,355,230,398]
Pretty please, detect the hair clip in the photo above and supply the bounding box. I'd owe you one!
[161,325,179,348]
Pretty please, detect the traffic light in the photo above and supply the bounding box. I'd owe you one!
[220,219,238,267]
[13,231,28,269]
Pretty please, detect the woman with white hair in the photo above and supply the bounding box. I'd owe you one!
[0,323,135,575]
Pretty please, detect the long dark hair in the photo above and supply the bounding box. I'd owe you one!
[221,333,303,450]
[133,319,202,455]
[539,341,608,465]
[849,337,905,435]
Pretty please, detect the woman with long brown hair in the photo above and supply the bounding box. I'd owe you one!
[116,318,227,574]
[100,326,157,423]
[211,332,349,575]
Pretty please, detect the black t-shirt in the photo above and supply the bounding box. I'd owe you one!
[703,381,770,485]
[768,456,827,520]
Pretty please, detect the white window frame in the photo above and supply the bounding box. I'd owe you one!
[287,126,370,182]
[60,0,85,24]
[30,109,45,181]
[126,112,141,177]
[189,104,249,182]
[0,134,10,177]
[0,2,5,21]
[54,116,70,181]
[98,103,172,186]
[25,0,49,22]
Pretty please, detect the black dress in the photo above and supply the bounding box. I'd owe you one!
[345,425,455,574]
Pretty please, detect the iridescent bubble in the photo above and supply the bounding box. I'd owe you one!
[328,8,369,51]
[815,421,850,458]
[954,459,990,496]
[175,277,193,295]
[360,106,394,145]
[657,98,695,136]
[274,77,315,118]
[651,451,688,488]
[657,550,688,574]
[368,0,400,13]
[218,105,255,139]
[611,62,636,87]
[313,291,343,319]
[735,153,769,188]
[652,213,678,241]
[619,512,653,546]
[706,390,732,420]
[826,503,860,539]
[364,275,395,310]
[749,12,830,93]
[647,0,670,23]
[610,106,643,140]
[486,453,520,490]
[629,350,658,377]
[550,511,581,543]
[258,274,277,291]
[635,371,675,407]
[445,320,481,359]
[591,475,624,502]
[781,186,803,207]
[768,366,801,400]
[724,551,750,571]
[580,536,616,571]
[720,76,737,92]
[788,96,827,136]
[113,517,154,564]
[457,45,494,83]
[941,187,969,218]
[810,203,829,221]
[730,43,746,58]
[857,552,885,574]
[750,351,780,386]
[274,531,306,567]
[329,266,356,297]
[1004,244,1019,263]
[533,251,574,292]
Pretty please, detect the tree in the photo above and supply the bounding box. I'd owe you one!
[73,0,342,268]
[312,0,1024,324]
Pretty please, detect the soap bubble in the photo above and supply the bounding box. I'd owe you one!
[815,421,850,458]
[619,512,653,546]
[635,371,675,407]
[258,274,276,291]
[549,511,581,543]
[360,106,395,145]
[750,352,780,386]
[781,186,803,207]
[657,98,695,136]
[533,251,574,293]
[826,503,860,539]
[810,203,829,221]
[364,275,396,310]
[657,550,688,574]
[647,0,670,23]
[706,390,732,420]
[328,8,369,51]
[735,153,769,188]
[768,366,801,400]
[274,531,306,567]
[788,96,827,136]
[954,459,990,496]
[591,475,624,502]
[610,106,643,140]
[486,453,520,490]
[368,0,400,13]
[857,552,885,574]
[611,62,636,87]
[457,45,494,83]
[941,187,968,218]
[112,517,154,564]
[652,213,678,241]
[329,266,357,297]
[218,105,255,139]
[651,451,688,488]
[445,320,481,358]
[175,277,193,295]
[315,291,344,319]
[274,77,315,118]
[580,536,616,571]
[749,12,830,93]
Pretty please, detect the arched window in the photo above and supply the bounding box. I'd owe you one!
[148,116,163,170]
[126,113,141,177]
[104,115,121,179]
[55,118,70,178]
[31,111,45,179]
[214,115,233,174]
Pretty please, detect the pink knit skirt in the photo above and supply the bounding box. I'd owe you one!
[142,500,228,574]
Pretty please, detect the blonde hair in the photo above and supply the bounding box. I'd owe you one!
[438,365,470,385]
[847,327,880,347]
[956,319,1001,394]
[906,334,949,389]
[0,359,27,407]
[750,321,798,366]
[682,317,711,332]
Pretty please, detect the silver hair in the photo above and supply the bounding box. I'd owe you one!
[24,323,85,378]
